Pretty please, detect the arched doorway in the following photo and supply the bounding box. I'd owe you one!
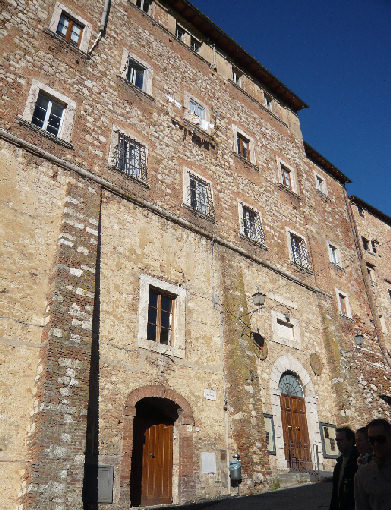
[120,385,195,507]
[279,372,311,471]
[130,397,178,506]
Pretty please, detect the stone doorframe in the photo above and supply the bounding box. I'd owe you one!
[119,384,195,506]
[269,355,324,470]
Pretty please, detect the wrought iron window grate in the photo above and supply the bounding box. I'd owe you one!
[116,134,147,182]
[243,207,265,244]
[188,175,214,217]
[290,234,310,269]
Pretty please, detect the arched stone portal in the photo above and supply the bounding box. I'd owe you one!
[119,385,195,506]
[269,356,323,471]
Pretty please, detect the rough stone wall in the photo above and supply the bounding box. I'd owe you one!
[0,0,391,508]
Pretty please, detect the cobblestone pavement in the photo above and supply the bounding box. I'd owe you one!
[154,481,332,510]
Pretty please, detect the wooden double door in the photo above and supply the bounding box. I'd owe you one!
[280,394,312,471]
[131,417,173,506]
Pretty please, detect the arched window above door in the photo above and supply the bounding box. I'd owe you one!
[278,372,303,397]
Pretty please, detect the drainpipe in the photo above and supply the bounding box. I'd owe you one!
[89,0,111,56]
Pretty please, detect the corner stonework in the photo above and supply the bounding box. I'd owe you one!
[20,180,101,510]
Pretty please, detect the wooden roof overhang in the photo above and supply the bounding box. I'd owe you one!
[304,142,351,185]
[163,0,308,112]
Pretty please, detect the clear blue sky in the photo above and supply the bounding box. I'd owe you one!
[191,0,391,216]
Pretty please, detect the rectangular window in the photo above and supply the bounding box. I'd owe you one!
[276,318,294,341]
[242,206,265,244]
[189,98,205,120]
[232,68,242,86]
[366,263,375,282]
[126,58,146,90]
[371,240,377,254]
[56,12,83,47]
[362,236,369,251]
[316,175,325,193]
[136,0,152,13]
[116,133,147,181]
[176,25,187,42]
[190,36,201,53]
[147,287,175,345]
[338,293,347,316]
[32,91,65,137]
[290,233,310,269]
[237,133,249,160]
[189,174,213,217]
[328,243,341,266]
[281,164,292,189]
[264,94,272,110]
[388,289,391,301]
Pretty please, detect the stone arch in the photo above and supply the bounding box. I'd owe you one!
[269,355,323,470]
[119,385,195,506]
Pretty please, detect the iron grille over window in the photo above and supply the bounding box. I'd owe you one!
[116,133,147,182]
[56,12,83,47]
[188,174,214,217]
[126,58,146,90]
[32,91,65,137]
[242,206,265,244]
[147,287,175,345]
[290,234,310,269]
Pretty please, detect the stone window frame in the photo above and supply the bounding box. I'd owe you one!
[21,79,76,143]
[286,227,311,270]
[238,201,266,247]
[271,310,301,349]
[108,125,149,185]
[137,274,186,358]
[276,157,299,195]
[182,167,215,219]
[232,125,256,165]
[119,48,154,96]
[184,92,212,131]
[48,2,92,53]
[327,241,342,268]
[314,170,328,196]
[335,288,352,319]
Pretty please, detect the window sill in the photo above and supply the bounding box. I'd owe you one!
[239,233,267,250]
[278,183,300,199]
[316,189,330,201]
[330,262,344,271]
[290,261,312,274]
[233,152,259,171]
[18,117,73,149]
[108,165,149,188]
[173,118,216,149]
[43,29,89,58]
[339,314,354,322]
[228,79,288,128]
[182,203,215,222]
[118,76,155,102]
[138,338,184,359]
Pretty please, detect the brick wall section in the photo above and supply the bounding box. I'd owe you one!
[220,250,271,492]
[20,180,101,509]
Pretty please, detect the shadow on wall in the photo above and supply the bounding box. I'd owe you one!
[82,196,102,509]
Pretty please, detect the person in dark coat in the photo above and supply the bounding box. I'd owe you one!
[329,426,359,510]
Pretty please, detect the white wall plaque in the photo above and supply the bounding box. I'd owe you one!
[204,389,216,400]
[201,452,216,474]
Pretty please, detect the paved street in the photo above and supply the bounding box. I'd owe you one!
[155,481,332,510]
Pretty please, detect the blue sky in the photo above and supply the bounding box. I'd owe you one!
[191,0,391,216]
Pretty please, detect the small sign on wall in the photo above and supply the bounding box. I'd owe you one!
[201,452,217,474]
[204,389,216,400]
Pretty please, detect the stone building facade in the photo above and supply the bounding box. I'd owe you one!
[0,0,390,508]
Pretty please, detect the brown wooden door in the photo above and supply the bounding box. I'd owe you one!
[280,394,311,470]
[141,423,173,506]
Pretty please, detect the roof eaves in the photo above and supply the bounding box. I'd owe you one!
[304,142,351,185]
[349,196,391,227]
[163,0,308,112]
